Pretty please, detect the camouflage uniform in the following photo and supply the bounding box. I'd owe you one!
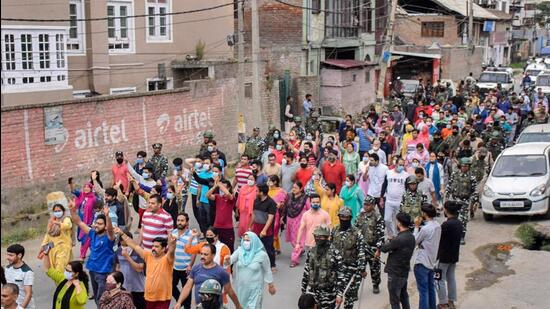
[243,135,266,161]
[446,161,478,239]
[305,111,323,136]
[301,230,338,309]
[150,144,168,180]
[291,116,307,140]
[332,222,366,309]
[355,205,384,287]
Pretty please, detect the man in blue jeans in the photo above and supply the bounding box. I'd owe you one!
[413,204,442,309]
[70,202,115,305]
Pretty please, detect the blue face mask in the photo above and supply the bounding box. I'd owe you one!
[166,192,174,200]
[311,203,321,210]
[136,158,144,164]
[396,166,404,173]
[174,165,181,171]
[142,172,150,179]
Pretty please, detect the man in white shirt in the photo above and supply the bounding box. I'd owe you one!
[5,244,34,309]
[367,153,388,213]
[380,158,409,239]
[368,139,387,165]
[415,168,438,209]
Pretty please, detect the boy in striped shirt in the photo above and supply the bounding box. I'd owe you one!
[232,154,253,195]
[171,213,197,308]
[140,194,173,250]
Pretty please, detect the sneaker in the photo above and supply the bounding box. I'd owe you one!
[373,285,380,294]
[275,250,281,255]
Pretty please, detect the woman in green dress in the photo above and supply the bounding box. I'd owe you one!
[42,254,89,309]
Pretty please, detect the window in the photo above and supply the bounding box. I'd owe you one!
[110,87,137,95]
[146,0,171,41]
[523,18,534,26]
[524,3,536,10]
[1,27,69,91]
[21,34,33,70]
[365,70,370,83]
[38,34,50,69]
[244,83,252,98]
[3,34,15,70]
[68,0,85,53]
[421,22,445,37]
[147,77,173,91]
[311,0,321,14]
[107,1,134,52]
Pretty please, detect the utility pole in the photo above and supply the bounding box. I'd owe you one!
[375,0,398,107]
[251,0,262,130]
[468,0,474,49]
[237,0,246,155]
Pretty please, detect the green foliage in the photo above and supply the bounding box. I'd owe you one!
[1,227,41,247]
[195,39,206,61]
[541,244,550,252]
[515,223,537,249]
[509,62,525,69]
[535,2,550,26]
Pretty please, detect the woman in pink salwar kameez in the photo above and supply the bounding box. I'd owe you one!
[282,181,309,267]
[237,174,258,237]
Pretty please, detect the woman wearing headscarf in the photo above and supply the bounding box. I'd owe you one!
[237,174,258,237]
[267,175,287,255]
[39,204,73,272]
[225,232,276,308]
[339,174,365,223]
[99,271,134,309]
[282,181,310,267]
[72,182,96,259]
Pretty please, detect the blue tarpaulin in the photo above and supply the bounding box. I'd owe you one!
[541,46,550,56]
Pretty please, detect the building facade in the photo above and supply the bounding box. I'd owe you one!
[1,0,235,107]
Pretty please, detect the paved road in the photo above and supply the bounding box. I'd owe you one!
[3,205,547,309]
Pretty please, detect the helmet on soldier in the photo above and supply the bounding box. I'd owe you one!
[313,224,331,237]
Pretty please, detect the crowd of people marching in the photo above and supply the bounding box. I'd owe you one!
[1,77,549,309]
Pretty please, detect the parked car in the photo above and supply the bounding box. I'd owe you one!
[481,143,550,220]
[517,124,550,144]
[399,79,420,98]
[477,70,515,96]
[535,71,550,95]
[525,63,547,85]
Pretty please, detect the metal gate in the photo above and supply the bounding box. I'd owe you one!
[278,70,291,129]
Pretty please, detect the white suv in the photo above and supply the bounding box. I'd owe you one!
[481,143,550,220]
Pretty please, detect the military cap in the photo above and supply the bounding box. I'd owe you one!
[203,131,214,138]
[338,207,352,217]
[313,224,331,237]
[405,175,418,185]
[364,195,376,205]
[459,157,472,165]
[152,143,162,149]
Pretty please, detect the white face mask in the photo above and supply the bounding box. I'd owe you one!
[202,163,210,170]
[282,159,287,165]
[242,240,251,251]
[64,270,73,281]
[345,180,352,187]
[247,179,255,186]
[53,211,64,218]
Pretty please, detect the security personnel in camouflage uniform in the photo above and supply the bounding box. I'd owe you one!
[445,157,478,244]
[301,224,337,309]
[291,116,307,140]
[195,279,227,309]
[354,196,384,294]
[243,127,266,160]
[487,132,505,160]
[199,131,215,155]
[305,111,323,136]
[150,143,168,180]
[333,207,367,309]
[399,176,427,223]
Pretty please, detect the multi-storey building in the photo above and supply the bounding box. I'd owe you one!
[1,0,235,107]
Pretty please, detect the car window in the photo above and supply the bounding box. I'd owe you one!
[479,73,509,83]
[537,75,550,87]
[492,155,547,177]
[517,133,550,143]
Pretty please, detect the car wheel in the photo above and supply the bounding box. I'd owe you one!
[483,212,494,221]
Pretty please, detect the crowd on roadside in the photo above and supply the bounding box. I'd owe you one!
[1,77,548,309]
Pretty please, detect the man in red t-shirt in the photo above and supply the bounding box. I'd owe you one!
[295,156,314,186]
[206,178,236,253]
[112,151,129,194]
[321,149,347,193]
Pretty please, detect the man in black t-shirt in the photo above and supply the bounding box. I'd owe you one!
[249,184,277,269]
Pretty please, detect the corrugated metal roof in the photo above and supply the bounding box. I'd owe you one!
[431,0,504,20]
[485,9,513,20]
[321,59,371,69]
[391,51,442,59]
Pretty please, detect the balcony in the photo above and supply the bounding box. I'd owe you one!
[325,0,373,39]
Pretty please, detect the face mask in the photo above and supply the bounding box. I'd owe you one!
[274,133,280,138]
[267,181,274,187]
[142,172,150,179]
[53,211,63,218]
[446,125,451,129]
[412,162,418,168]
[276,145,283,151]
[64,270,73,281]
[105,282,118,291]
[345,180,352,187]
[212,172,219,178]
[206,237,215,244]
[311,203,320,210]
[306,135,313,141]
[136,158,144,164]
[300,163,308,168]
[396,166,404,173]
[479,155,486,160]
[203,164,210,170]
[452,131,458,135]
[247,179,255,186]
[282,159,288,165]
[116,158,123,164]
[340,219,352,231]
[242,240,251,251]
[166,192,174,200]
[207,146,214,152]
[316,239,329,247]
[362,157,369,162]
